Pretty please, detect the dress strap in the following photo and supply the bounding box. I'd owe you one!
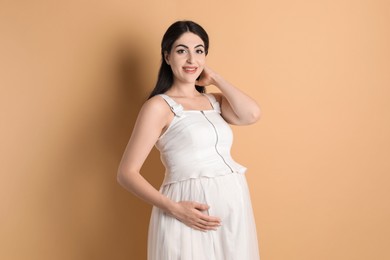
[203,93,221,113]
[158,94,184,117]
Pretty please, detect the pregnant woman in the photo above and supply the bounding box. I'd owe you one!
[117,20,261,260]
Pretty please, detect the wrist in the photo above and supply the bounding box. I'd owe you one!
[161,198,179,216]
[211,73,225,88]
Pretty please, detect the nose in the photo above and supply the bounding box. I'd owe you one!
[186,52,194,64]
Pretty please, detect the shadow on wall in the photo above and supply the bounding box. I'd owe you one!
[107,35,165,259]
[47,34,164,259]
[107,37,165,259]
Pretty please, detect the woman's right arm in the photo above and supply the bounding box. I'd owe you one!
[117,96,221,231]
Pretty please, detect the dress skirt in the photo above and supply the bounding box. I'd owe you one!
[147,172,260,260]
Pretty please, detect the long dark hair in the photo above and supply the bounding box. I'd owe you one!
[148,20,209,99]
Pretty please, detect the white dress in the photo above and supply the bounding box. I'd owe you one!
[147,93,260,260]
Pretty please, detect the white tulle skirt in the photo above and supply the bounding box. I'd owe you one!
[147,172,260,260]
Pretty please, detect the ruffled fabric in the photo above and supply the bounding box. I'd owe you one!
[161,160,247,186]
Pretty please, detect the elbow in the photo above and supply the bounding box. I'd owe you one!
[116,167,130,187]
[116,166,139,188]
[253,106,261,122]
[116,169,125,186]
[247,106,261,124]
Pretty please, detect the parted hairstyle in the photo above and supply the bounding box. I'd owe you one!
[148,20,209,99]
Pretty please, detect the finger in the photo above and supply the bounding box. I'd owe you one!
[198,219,214,227]
[198,217,220,226]
[193,202,210,211]
[195,219,220,231]
[193,226,207,232]
[193,223,211,232]
[197,219,220,230]
[199,214,222,224]
[189,221,208,232]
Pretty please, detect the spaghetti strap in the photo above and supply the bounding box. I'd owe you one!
[158,94,184,117]
[203,93,221,113]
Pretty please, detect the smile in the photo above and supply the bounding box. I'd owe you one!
[182,67,198,74]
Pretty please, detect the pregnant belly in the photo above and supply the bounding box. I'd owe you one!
[160,172,249,221]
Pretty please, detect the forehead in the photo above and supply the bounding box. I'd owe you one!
[173,32,204,47]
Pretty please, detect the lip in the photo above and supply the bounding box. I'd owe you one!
[182,66,198,74]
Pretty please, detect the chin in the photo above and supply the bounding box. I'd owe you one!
[181,76,200,84]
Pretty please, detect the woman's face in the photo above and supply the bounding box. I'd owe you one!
[165,32,206,85]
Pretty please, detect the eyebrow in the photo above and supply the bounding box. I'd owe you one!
[174,44,205,49]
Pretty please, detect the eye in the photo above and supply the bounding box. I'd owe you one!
[196,49,205,54]
[176,49,187,54]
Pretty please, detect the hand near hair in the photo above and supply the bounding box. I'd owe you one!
[195,65,261,125]
[168,201,222,232]
[196,66,218,87]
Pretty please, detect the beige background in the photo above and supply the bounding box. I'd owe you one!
[1,0,389,259]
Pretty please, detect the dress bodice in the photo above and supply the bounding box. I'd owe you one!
[156,93,247,186]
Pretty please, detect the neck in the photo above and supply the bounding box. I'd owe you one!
[167,82,201,98]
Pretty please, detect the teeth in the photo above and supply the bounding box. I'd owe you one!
[184,67,196,72]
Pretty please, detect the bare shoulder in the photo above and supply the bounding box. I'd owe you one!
[143,95,168,110]
[138,95,172,122]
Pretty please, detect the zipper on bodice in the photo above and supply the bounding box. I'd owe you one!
[201,111,234,173]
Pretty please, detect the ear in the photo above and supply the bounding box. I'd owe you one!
[164,51,170,65]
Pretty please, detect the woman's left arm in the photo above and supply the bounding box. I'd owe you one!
[197,66,261,125]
